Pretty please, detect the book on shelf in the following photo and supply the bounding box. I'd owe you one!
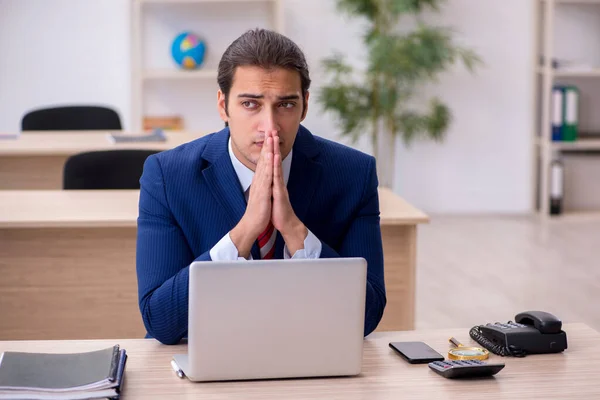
[143,116,184,131]
[0,345,127,400]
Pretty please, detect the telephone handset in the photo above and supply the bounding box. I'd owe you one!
[469,311,568,357]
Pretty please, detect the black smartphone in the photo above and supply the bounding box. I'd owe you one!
[389,341,445,364]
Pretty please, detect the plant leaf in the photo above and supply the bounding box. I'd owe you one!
[318,83,373,143]
[317,0,480,146]
[336,0,379,20]
[395,97,451,145]
[389,0,447,15]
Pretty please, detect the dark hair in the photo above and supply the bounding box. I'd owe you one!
[217,28,311,122]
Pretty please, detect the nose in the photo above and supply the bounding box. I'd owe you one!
[258,108,280,135]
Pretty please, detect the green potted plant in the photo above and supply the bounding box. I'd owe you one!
[318,0,481,187]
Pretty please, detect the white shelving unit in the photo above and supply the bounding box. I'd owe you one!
[535,0,600,217]
[131,0,284,132]
[537,66,600,77]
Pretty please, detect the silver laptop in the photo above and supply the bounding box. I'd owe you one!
[173,257,367,382]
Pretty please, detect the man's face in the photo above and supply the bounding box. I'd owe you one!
[217,65,309,171]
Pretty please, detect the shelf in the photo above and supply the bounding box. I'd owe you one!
[537,67,600,77]
[139,0,275,3]
[541,0,600,4]
[546,210,600,222]
[139,0,274,3]
[535,0,600,216]
[141,69,218,80]
[132,0,282,130]
[553,139,600,150]
[537,137,600,151]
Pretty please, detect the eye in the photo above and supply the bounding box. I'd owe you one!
[279,102,296,109]
[242,101,258,109]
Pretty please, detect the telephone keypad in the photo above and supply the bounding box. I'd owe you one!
[489,322,528,330]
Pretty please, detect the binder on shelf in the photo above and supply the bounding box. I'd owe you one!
[549,152,564,216]
[563,86,579,142]
[551,86,565,141]
[0,345,127,400]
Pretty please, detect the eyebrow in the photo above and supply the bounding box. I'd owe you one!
[237,93,300,101]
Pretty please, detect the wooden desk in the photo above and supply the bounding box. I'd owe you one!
[0,131,206,190]
[0,324,597,399]
[0,188,428,340]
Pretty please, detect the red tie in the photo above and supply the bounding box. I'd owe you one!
[258,221,276,259]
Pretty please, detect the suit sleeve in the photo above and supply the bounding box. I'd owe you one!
[136,155,211,345]
[319,157,386,336]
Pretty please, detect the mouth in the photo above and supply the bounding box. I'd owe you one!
[254,139,282,148]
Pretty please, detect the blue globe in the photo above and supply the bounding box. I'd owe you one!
[171,32,206,70]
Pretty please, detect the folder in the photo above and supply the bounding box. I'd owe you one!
[551,86,565,141]
[562,86,579,142]
[0,345,127,399]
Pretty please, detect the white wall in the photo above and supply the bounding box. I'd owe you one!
[393,0,536,213]
[0,0,535,214]
[0,0,131,130]
[285,0,535,214]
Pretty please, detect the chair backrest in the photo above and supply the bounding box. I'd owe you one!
[63,150,159,190]
[21,106,122,131]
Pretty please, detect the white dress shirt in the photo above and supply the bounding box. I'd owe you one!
[209,138,322,260]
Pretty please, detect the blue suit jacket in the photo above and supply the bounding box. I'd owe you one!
[136,125,386,344]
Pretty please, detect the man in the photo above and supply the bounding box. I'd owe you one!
[136,29,386,345]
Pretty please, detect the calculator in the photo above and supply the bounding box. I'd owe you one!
[428,359,505,379]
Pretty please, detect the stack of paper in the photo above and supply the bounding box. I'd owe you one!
[107,128,167,144]
[0,133,20,140]
[0,345,127,400]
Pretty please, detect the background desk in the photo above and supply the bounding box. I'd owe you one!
[0,131,206,190]
[0,324,596,399]
[0,188,428,340]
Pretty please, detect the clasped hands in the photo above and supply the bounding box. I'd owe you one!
[230,131,307,259]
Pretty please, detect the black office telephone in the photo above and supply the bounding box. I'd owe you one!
[469,311,568,357]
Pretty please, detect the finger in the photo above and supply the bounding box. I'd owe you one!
[266,135,274,166]
[263,151,274,198]
[273,132,281,158]
[264,138,274,181]
[256,132,273,174]
[253,143,265,180]
[259,133,270,162]
[269,138,275,161]
[273,153,282,192]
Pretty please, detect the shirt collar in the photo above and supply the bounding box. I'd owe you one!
[228,137,293,193]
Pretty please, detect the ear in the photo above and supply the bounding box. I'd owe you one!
[217,90,229,123]
[300,91,310,122]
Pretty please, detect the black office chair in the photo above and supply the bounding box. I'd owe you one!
[21,106,122,131]
[63,150,159,190]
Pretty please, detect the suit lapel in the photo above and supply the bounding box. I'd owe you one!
[201,129,246,229]
[251,242,261,260]
[287,125,323,229]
